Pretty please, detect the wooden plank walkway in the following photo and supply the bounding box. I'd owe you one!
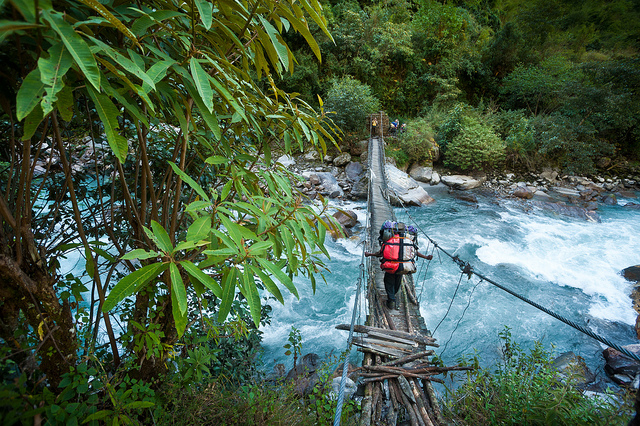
[347,136,452,426]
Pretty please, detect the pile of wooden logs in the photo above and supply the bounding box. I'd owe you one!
[336,324,473,426]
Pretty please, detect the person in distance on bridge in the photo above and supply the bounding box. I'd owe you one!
[365,221,432,311]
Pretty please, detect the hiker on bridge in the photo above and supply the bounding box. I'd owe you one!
[365,221,432,310]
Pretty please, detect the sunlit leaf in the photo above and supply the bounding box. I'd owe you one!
[103,263,167,312]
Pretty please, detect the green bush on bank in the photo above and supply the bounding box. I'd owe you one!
[443,327,633,426]
[324,76,380,139]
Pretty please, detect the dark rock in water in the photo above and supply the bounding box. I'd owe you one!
[513,186,534,199]
[450,190,477,203]
[623,265,640,283]
[345,161,364,182]
[603,345,640,387]
[552,352,596,389]
[333,210,358,228]
[286,353,322,396]
[625,202,640,210]
[350,174,368,199]
[601,193,618,205]
[531,200,601,222]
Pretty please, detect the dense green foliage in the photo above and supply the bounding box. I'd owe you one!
[280,0,640,172]
[324,76,380,136]
[443,328,633,425]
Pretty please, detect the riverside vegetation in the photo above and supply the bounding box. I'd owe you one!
[1,0,639,424]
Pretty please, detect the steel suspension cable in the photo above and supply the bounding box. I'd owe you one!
[394,194,640,363]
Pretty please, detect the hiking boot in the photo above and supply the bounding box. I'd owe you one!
[386,299,396,310]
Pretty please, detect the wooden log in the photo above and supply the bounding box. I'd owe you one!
[382,351,436,367]
[336,324,438,346]
[366,330,419,346]
[397,375,415,403]
[396,382,420,426]
[423,381,445,425]
[411,379,435,426]
[356,343,409,359]
[401,284,414,334]
[354,336,415,351]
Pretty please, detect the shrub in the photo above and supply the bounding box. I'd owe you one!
[443,327,633,426]
[324,76,380,137]
[389,118,438,167]
[444,114,505,171]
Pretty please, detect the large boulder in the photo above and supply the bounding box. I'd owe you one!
[333,152,352,167]
[623,266,640,283]
[408,164,433,183]
[531,200,601,222]
[350,174,368,199]
[286,353,322,396]
[276,154,296,168]
[386,164,435,207]
[551,352,595,390]
[441,174,485,190]
[345,162,364,181]
[303,172,343,199]
[603,345,640,387]
[333,210,358,228]
[513,186,534,199]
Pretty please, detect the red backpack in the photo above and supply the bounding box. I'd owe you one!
[379,222,417,275]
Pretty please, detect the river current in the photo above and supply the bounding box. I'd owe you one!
[260,184,640,385]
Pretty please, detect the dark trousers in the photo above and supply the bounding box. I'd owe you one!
[384,273,403,302]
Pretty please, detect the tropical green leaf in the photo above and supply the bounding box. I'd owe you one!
[172,286,188,337]
[168,161,209,201]
[190,58,214,113]
[41,10,100,91]
[103,263,167,312]
[85,247,95,279]
[78,0,140,49]
[255,257,298,299]
[184,79,221,140]
[241,267,261,327]
[247,240,273,256]
[180,260,222,298]
[247,264,283,304]
[56,83,74,121]
[187,215,212,242]
[169,263,187,315]
[258,16,289,71]
[21,104,44,141]
[38,42,73,116]
[204,155,229,165]
[218,267,237,323]
[121,249,161,260]
[194,0,213,30]
[150,220,173,253]
[86,86,128,163]
[16,68,45,121]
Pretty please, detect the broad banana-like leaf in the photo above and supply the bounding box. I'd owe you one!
[38,42,73,116]
[86,86,128,163]
[56,84,74,121]
[21,105,44,141]
[16,68,44,121]
[41,10,100,91]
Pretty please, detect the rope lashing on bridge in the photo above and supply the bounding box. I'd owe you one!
[397,197,640,363]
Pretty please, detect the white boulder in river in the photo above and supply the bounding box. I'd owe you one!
[441,174,485,190]
[385,163,435,206]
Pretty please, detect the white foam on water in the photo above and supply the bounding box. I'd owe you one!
[474,207,640,325]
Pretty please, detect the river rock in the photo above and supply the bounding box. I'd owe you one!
[305,150,321,161]
[386,164,435,207]
[286,353,322,396]
[623,266,640,283]
[551,352,595,389]
[601,193,618,205]
[513,186,534,199]
[333,152,351,167]
[330,377,357,401]
[345,162,364,181]
[276,154,296,168]
[531,200,601,222]
[441,174,485,190]
[351,140,368,157]
[333,210,358,228]
[350,174,368,200]
[408,164,433,183]
[540,168,559,182]
[312,172,344,198]
[430,171,440,185]
[450,190,477,203]
[603,345,640,387]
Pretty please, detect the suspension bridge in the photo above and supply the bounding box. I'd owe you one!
[333,132,640,426]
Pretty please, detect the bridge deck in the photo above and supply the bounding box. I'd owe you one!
[354,137,444,426]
